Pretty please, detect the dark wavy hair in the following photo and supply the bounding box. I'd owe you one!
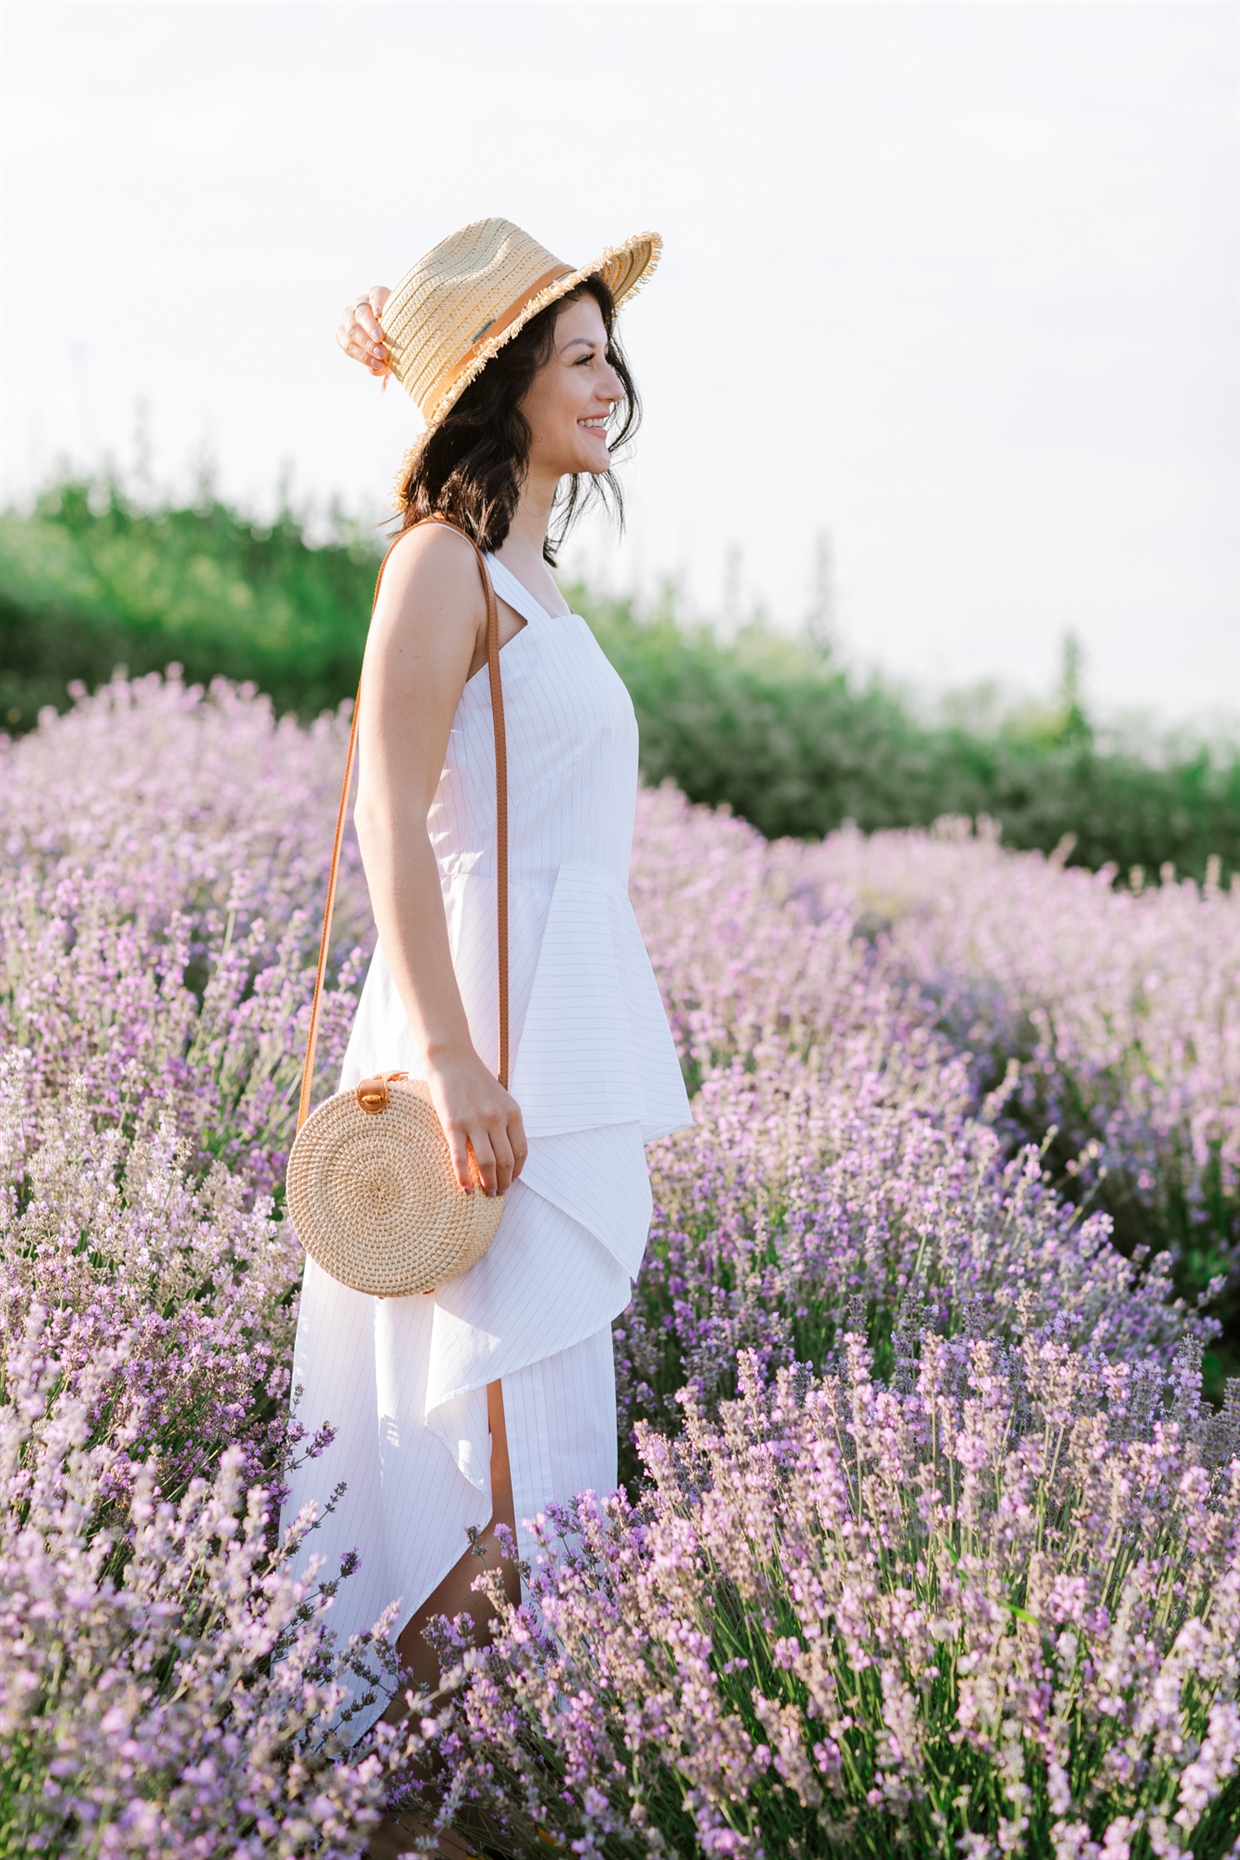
[395,276,639,566]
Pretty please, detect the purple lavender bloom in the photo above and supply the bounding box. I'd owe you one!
[2,679,1236,1856]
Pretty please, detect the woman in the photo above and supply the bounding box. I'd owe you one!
[282,219,691,1725]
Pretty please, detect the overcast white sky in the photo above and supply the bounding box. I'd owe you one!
[2,1,1237,722]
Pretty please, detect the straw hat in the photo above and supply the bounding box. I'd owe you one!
[380,217,661,434]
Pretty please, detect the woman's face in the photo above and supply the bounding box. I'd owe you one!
[521,294,624,480]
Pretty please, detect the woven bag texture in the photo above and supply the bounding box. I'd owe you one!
[286,1079,504,1298]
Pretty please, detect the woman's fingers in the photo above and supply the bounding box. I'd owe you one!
[447,1123,500,1197]
[353,301,385,344]
[509,1113,528,1184]
[446,1125,477,1195]
[490,1126,518,1196]
[471,1120,515,1197]
[336,286,392,375]
[434,1070,526,1199]
[469,1135,498,1199]
[353,307,388,372]
[446,1121,524,1197]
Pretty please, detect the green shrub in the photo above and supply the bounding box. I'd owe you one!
[3,477,1236,880]
[578,588,1240,879]
[0,480,377,726]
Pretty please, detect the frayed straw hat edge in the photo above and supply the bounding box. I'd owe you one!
[387,229,661,509]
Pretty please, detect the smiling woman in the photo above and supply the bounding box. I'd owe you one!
[284,217,689,1856]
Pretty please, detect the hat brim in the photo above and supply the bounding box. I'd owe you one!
[420,229,661,434]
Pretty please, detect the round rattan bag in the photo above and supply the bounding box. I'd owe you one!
[287,1073,503,1298]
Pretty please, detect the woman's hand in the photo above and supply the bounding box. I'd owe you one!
[426,1047,528,1197]
[337,286,391,377]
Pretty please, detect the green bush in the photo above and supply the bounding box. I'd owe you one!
[3,477,1236,880]
[0,480,377,726]
[580,591,1240,878]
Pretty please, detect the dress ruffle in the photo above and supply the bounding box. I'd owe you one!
[334,882,674,1533]
[512,863,690,1142]
[341,863,688,1144]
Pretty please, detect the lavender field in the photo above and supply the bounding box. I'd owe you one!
[2,674,1238,1859]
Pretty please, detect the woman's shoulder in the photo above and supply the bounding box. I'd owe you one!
[376,520,487,614]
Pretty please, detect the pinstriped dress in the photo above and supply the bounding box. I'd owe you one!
[281,555,691,1716]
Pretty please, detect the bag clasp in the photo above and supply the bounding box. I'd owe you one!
[355,1071,409,1115]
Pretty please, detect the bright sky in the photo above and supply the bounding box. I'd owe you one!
[3,1,1236,723]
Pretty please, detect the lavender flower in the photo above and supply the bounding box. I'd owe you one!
[0,1306,438,1857]
[432,1345,1240,1859]
[2,677,1236,1856]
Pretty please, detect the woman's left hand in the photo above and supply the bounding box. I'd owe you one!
[337,287,392,376]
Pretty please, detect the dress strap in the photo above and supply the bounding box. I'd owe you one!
[484,553,555,627]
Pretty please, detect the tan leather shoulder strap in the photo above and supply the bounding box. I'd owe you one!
[296,518,508,1132]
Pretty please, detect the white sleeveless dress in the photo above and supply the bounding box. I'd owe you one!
[281,554,691,1713]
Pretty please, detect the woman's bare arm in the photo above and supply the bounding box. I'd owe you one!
[353,525,527,1196]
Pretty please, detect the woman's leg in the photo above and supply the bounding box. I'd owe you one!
[371,1329,617,1857]
[393,1379,521,1694]
[369,1386,520,1857]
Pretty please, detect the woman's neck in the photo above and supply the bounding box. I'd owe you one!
[492,462,570,612]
